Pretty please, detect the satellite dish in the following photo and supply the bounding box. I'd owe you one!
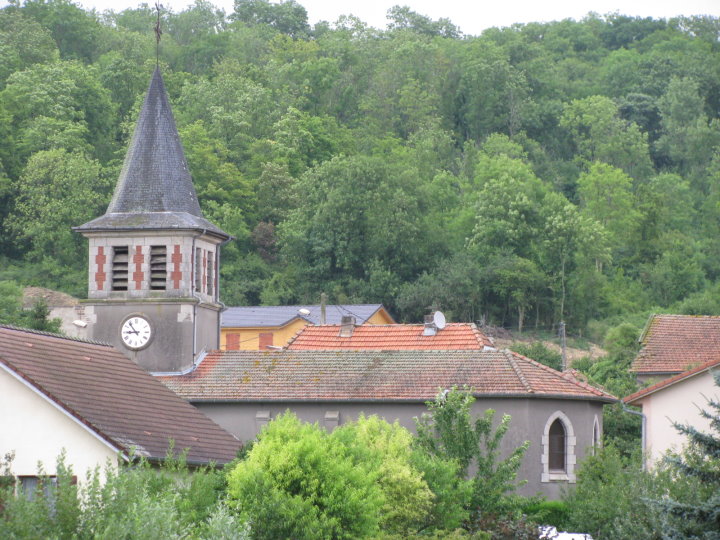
[298,308,311,316]
[433,311,446,330]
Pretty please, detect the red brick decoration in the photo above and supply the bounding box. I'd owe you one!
[132,246,144,290]
[202,250,207,295]
[171,245,182,289]
[95,247,107,291]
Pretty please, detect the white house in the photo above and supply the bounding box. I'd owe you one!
[624,357,720,468]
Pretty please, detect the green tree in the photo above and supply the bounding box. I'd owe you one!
[653,373,720,538]
[1,60,115,163]
[576,162,640,256]
[0,9,59,87]
[560,95,653,181]
[414,388,529,527]
[226,412,383,539]
[656,77,720,187]
[20,0,103,62]
[231,0,310,38]
[333,415,434,535]
[5,149,110,268]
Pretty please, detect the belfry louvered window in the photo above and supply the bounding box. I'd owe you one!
[206,251,214,296]
[195,248,202,292]
[150,246,167,290]
[112,246,129,291]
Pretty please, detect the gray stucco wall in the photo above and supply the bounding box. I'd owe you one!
[195,397,604,499]
[85,301,220,372]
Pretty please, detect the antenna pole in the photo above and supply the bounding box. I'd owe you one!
[320,292,327,325]
[154,3,163,66]
[559,321,567,371]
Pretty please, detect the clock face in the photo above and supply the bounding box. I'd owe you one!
[120,316,152,350]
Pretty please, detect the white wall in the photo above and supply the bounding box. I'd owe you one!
[0,367,119,480]
[638,370,718,466]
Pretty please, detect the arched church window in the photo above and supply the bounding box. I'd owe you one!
[541,411,577,483]
[549,418,566,471]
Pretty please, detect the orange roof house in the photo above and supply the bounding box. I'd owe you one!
[220,304,395,351]
[285,321,495,351]
[631,314,720,383]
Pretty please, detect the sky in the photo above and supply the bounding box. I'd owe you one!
[30,0,720,36]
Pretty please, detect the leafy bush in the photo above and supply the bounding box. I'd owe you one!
[414,387,530,532]
[0,450,240,539]
[226,412,384,539]
[510,342,562,371]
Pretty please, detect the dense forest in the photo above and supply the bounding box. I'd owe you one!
[1,0,719,341]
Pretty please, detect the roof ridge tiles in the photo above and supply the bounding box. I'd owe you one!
[504,350,534,394]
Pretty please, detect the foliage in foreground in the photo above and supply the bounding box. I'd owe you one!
[226,389,533,539]
[0,451,246,540]
[565,374,720,539]
[415,386,530,530]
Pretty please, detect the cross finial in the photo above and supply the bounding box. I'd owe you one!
[154,2,163,65]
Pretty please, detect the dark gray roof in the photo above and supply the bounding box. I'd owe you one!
[221,304,387,328]
[75,68,228,239]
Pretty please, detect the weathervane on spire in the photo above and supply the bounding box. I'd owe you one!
[154,2,163,65]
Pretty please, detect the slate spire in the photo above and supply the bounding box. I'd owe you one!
[76,67,228,239]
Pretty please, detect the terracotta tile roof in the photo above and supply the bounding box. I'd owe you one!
[631,315,720,375]
[285,323,494,350]
[157,349,615,403]
[221,304,389,328]
[0,325,240,464]
[624,356,720,404]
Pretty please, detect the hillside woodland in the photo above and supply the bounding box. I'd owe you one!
[2,3,720,535]
[1,1,719,340]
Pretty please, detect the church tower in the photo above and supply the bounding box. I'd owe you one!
[75,68,230,373]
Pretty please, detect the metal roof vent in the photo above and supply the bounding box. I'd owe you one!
[423,311,446,336]
[339,315,356,337]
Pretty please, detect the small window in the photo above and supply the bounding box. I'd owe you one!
[112,246,129,291]
[194,248,202,292]
[18,476,56,501]
[255,411,271,434]
[150,246,167,290]
[549,419,566,471]
[206,251,214,297]
[324,411,340,431]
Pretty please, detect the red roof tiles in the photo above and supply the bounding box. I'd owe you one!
[157,349,615,403]
[285,323,494,351]
[0,326,240,464]
[624,356,720,404]
[631,315,720,375]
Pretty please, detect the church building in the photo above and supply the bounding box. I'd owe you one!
[74,68,230,373]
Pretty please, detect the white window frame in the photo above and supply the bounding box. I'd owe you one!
[541,410,576,483]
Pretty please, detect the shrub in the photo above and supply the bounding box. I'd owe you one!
[226,412,383,539]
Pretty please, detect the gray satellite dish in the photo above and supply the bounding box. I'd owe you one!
[433,311,446,330]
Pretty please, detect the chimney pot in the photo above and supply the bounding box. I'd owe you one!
[423,314,437,336]
[339,315,356,337]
